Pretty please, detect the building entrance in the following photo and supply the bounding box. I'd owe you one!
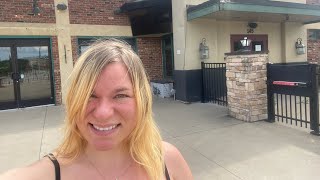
[0,38,54,110]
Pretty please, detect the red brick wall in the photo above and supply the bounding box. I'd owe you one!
[0,0,55,23]
[71,36,79,65]
[69,0,130,25]
[51,36,62,105]
[307,0,320,5]
[137,38,163,81]
[307,30,320,64]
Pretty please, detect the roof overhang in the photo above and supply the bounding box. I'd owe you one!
[187,0,320,24]
[116,0,171,16]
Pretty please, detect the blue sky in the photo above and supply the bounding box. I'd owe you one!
[0,46,48,61]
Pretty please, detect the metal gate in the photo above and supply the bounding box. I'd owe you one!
[201,62,227,106]
[267,63,320,135]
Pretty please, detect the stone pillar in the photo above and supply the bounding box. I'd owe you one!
[225,52,268,122]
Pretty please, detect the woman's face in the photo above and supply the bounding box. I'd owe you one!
[77,62,137,151]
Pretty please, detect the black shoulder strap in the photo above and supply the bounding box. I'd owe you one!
[45,153,61,180]
[165,164,171,180]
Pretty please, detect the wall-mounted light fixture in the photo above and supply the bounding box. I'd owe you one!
[32,0,41,15]
[295,38,306,55]
[199,38,209,60]
[57,3,68,11]
[240,37,251,47]
[247,22,257,33]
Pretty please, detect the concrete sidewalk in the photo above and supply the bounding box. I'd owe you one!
[1,98,320,180]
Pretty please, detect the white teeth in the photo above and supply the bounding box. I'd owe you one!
[93,124,117,131]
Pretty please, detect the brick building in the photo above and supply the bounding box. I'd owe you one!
[0,0,173,110]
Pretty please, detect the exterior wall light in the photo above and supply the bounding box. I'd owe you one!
[199,38,209,59]
[247,22,257,33]
[32,0,41,15]
[240,37,252,51]
[240,37,251,47]
[57,3,68,11]
[295,38,306,55]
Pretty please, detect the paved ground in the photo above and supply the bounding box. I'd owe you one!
[1,98,320,180]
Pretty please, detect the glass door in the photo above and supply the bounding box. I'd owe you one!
[17,45,53,107]
[0,46,16,110]
[0,39,54,110]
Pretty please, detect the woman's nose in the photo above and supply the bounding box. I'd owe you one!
[92,99,114,121]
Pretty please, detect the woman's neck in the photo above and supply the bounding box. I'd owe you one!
[83,144,132,170]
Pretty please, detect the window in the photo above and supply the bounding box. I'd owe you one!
[230,35,268,53]
[308,29,320,41]
[78,38,137,55]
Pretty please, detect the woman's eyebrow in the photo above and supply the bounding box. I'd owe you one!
[114,87,131,93]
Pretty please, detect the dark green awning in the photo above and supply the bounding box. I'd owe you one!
[187,0,320,24]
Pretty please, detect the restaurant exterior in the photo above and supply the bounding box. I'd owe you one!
[172,0,320,102]
[0,0,173,110]
[1,0,320,110]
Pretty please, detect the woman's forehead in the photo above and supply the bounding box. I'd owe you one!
[94,62,133,92]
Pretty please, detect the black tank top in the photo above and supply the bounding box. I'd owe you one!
[45,153,171,180]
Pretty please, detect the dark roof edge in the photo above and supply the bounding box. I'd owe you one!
[187,0,219,13]
[118,0,171,14]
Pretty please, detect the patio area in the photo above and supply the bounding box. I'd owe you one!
[0,97,320,180]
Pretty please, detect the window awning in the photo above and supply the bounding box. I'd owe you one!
[187,0,320,24]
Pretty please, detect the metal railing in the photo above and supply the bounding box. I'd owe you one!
[201,62,227,106]
[267,63,320,135]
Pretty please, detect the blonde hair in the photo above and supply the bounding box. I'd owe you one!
[56,39,164,180]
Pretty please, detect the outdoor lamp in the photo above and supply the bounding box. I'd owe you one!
[32,0,40,15]
[295,38,306,55]
[240,37,251,47]
[199,38,209,59]
[57,3,68,11]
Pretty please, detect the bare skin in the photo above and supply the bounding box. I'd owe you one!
[0,142,193,180]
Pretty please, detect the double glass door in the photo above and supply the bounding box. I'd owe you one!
[0,39,54,110]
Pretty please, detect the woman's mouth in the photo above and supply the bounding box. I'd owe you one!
[89,123,120,132]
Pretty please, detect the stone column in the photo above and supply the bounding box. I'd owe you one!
[225,52,268,122]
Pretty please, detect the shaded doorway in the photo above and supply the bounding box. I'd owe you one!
[162,34,174,79]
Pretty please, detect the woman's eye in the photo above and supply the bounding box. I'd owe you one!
[115,94,129,99]
[90,94,98,99]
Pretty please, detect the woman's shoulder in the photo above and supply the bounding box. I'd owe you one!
[162,141,193,180]
[0,157,55,180]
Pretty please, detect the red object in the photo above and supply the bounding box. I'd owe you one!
[273,81,297,86]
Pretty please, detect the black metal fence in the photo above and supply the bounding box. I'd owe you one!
[201,62,227,106]
[267,63,320,136]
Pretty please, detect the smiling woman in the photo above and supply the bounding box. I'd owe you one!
[0,39,193,180]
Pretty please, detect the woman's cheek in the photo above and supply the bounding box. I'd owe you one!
[85,100,97,115]
[116,100,136,115]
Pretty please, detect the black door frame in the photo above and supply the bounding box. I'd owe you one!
[161,34,174,80]
[0,38,54,110]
